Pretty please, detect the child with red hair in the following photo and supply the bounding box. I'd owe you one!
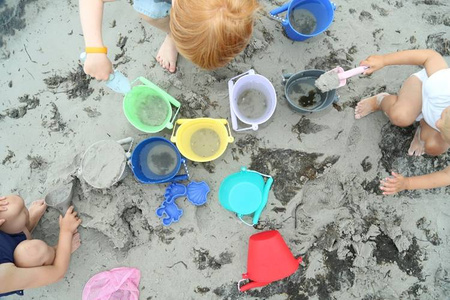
[79,0,259,79]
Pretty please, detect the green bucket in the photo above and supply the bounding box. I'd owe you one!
[123,77,181,133]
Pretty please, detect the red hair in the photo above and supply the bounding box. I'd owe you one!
[170,0,259,70]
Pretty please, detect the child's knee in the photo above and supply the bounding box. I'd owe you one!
[389,110,415,127]
[0,195,27,234]
[14,240,54,268]
[425,140,448,156]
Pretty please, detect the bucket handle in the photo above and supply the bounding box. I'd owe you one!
[228,70,259,132]
[133,77,181,130]
[170,158,190,182]
[117,137,134,157]
[269,2,290,24]
[238,214,255,227]
[220,119,235,143]
[170,119,188,144]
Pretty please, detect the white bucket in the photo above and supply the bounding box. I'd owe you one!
[228,70,277,131]
[79,137,133,189]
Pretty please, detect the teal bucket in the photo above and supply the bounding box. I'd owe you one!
[218,167,273,226]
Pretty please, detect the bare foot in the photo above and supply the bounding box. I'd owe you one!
[53,232,81,254]
[71,232,81,253]
[27,199,47,233]
[355,92,390,119]
[156,34,178,73]
[408,126,425,156]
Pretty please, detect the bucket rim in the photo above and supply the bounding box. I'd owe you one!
[231,74,277,125]
[287,0,336,38]
[80,140,128,189]
[122,85,173,133]
[130,137,182,183]
[284,69,336,113]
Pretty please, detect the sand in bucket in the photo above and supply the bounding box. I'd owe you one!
[237,89,268,121]
[287,77,324,109]
[289,8,317,35]
[81,141,127,189]
[45,181,74,215]
[137,95,168,127]
[140,142,178,177]
[190,128,221,158]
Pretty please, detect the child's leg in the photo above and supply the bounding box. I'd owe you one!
[14,233,81,268]
[355,75,423,126]
[26,200,46,233]
[14,240,56,267]
[420,120,450,156]
[134,0,178,73]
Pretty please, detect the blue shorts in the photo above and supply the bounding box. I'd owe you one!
[133,0,172,19]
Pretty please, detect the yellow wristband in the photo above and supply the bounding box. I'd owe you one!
[85,47,108,54]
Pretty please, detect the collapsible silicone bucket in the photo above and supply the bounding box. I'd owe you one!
[270,0,336,41]
[228,70,277,132]
[171,118,234,162]
[283,70,338,113]
[123,77,180,133]
[239,230,303,292]
[219,167,273,226]
[130,137,189,184]
[79,138,133,189]
[44,180,75,215]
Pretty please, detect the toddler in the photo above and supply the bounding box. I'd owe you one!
[354,49,450,194]
[79,0,259,79]
[0,195,81,297]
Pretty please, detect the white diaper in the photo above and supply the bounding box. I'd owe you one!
[412,68,450,131]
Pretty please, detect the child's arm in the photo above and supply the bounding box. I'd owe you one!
[0,207,81,293]
[380,166,450,195]
[79,0,113,80]
[361,49,448,77]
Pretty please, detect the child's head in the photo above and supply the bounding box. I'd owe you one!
[0,195,29,234]
[170,0,259,70]
[436,106,450,143]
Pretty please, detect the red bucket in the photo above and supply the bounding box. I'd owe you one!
[239,230,303,292]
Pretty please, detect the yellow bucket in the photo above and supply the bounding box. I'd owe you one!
[171,118,234,162]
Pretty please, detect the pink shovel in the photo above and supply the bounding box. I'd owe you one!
[315,66,368,93]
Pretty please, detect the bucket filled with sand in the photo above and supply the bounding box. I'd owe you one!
[79,138,133,189]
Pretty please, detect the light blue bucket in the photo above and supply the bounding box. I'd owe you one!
[218,167,273,226]
[270,0,336,41]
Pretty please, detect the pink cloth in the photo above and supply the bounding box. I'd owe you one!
[82,267,141,300]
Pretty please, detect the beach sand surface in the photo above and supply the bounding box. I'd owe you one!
[1,0,450,299]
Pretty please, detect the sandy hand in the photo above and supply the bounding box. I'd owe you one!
[360,55,385,75]
[83,53,113,81]
[156,35,178,73]
[59,206,82,234]
[380,171,409,195]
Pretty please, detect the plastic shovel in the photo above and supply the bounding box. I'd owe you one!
[334,66,368,87]
[315,66,368,92]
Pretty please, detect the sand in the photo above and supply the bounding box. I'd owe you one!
[315,71,340,93]
[1,0,450,299]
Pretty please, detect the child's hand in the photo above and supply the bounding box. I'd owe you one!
[360,55,385,75]
[83,53,113,81]
[380,171,409,195]
[59,206,82,234]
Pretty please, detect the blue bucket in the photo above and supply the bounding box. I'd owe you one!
[130,137,189,184]
[270,0,336,41]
